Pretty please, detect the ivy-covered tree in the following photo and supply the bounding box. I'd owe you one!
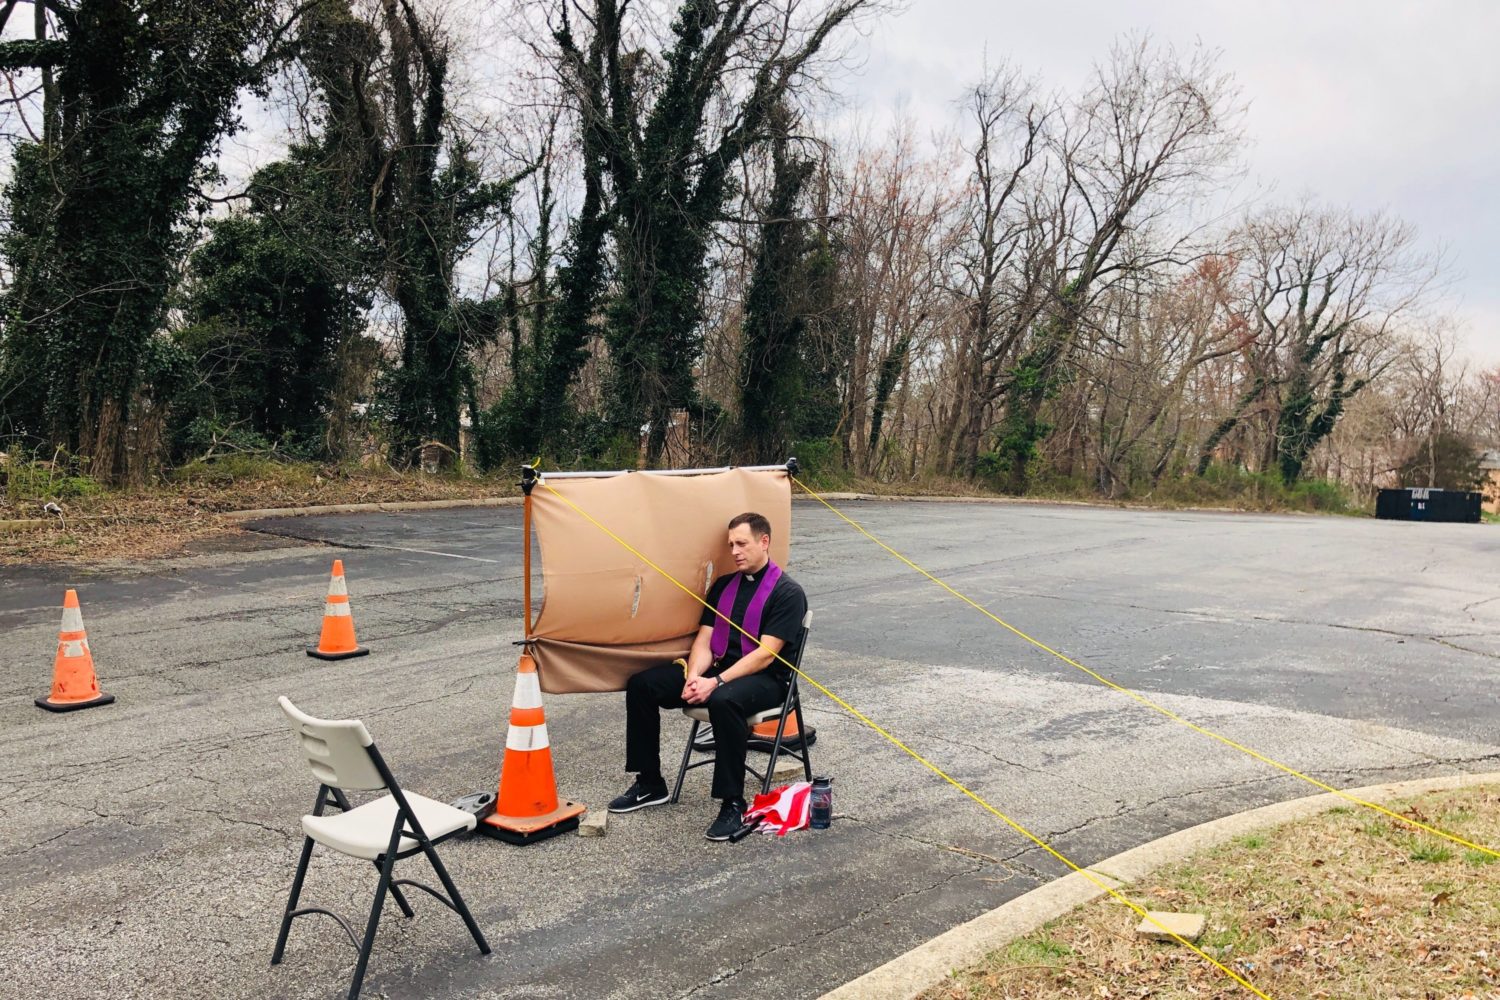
[0,0,294,482]
[299,0,528,468]
[994,281,1079,493]
[1397,430,1483,492]
[483,92,611,462]
[1195,206,1434,484]
[176,144,375,458]
[552,0,869,465]
[737,115,820,462]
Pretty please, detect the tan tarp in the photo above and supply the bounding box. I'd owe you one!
[529,468,791,693]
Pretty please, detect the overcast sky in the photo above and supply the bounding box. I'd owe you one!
[850,0,1500,363]
[205,1,1499,363]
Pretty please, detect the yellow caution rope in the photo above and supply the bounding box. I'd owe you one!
[791,476,1500,861]
[536,476,1274,1000]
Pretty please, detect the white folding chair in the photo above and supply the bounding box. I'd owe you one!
[272,696,490,1000]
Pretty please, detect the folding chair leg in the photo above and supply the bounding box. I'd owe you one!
[760,682,808,796]
[671,720,701,804]
[795,705,813,784]
[420,842,491,955]
[272,835,316,965]
[376,862,415,918]
[763,721,789,796]
[348,832,401,1000]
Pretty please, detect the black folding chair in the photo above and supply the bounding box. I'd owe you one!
[272,696,490,1000]
[671,610,814,803]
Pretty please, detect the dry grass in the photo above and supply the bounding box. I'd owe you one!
[0,459,516,565]
[0,458,995,566]
[925,787,1500,1000]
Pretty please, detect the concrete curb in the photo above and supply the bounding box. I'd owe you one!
[0,517,56,532]
[819,770,1500,1000]
[0,495,524,533]
[222,496,523,520]
[0,488,948,534]
[0,488,1325,533]
[794,491,1325,517]
[800,492,1023,504]
[0,514,112,532]
[0,489,1041,534]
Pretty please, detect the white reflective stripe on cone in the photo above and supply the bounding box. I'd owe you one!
[323,601,351,617]
[328,575,348,597]
[505,722,550,752]
[60,639,87,658]
[512,671,543,709]
[60,606,84,632]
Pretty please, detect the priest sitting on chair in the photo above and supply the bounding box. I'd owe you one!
[608,511,808,841]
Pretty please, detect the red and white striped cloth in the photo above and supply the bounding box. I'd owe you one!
[742,781,812,837]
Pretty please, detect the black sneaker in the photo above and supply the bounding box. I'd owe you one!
[705,798,747,841]
[608,778,670,813]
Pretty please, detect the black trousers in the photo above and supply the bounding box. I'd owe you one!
[624,662,785,801]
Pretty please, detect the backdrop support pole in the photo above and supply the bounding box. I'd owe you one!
[521,464,537,637]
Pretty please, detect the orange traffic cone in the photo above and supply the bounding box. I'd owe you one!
[307,559,369,660]
[478,653,586,844]
[749,713,816,750]
[36,589,115,712]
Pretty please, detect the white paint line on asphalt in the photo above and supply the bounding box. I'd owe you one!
[352,541,504,563]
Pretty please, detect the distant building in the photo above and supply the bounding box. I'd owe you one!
[1481,450,1500,514]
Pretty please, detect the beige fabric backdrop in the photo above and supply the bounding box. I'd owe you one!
[529,468,791,693]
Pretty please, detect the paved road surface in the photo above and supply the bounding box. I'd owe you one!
[3,500,1497,998]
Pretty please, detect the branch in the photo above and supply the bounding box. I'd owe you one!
[191,186,253,205]
[4,0,75,35]
[249,0,326,75]
[397,0,442,76]
[0,38,66,70]
[709,1,867,167]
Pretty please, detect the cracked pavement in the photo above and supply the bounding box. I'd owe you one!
[3,500,1499,999]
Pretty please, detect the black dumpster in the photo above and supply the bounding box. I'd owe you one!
[1376,487,1481,523]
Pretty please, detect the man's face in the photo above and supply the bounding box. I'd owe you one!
[728,523,770,574]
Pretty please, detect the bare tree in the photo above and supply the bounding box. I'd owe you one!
[932,65,1053,477]
[1076,254,1250,496]
[824,121,955,475]
[1196,204,1437,483]
[996,38,1242,493]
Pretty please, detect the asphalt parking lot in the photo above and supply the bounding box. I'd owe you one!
[3,499,1497,998]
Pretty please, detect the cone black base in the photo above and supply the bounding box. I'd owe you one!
[35,692,115,713]
[306,646,370,661]
[747,727,816,753]
[476,815,580,845]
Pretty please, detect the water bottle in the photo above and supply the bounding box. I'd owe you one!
[809,776,833,829]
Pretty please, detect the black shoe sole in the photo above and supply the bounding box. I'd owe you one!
[705,828,735,841]
[608,792,670,814]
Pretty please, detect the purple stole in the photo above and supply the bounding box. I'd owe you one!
[710,562,782,659]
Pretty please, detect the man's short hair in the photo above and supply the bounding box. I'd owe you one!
[728,512,772,539]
